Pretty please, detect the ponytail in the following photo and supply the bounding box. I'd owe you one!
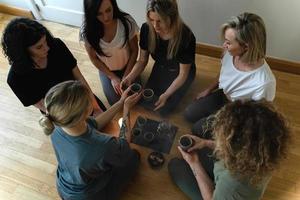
[39,114,55,135]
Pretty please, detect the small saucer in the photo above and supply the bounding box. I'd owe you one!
[148,151,165,169]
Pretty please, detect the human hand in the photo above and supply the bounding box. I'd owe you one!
[120,75,133,93]
[195,89,211,100]
[178,146,199,166]
[124,91,142,111]
[186,135,210,152]
[154,93,169,111]
[111,77,122,95]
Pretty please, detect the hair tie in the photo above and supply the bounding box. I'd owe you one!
[45,113,53,121]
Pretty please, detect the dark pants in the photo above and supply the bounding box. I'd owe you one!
[184,89,228,134]
[58,150,140,200]
[146,62,196,116]
[168,147,215,200]
[102,149,140,200]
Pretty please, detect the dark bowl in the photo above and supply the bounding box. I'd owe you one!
[148,151,165,169]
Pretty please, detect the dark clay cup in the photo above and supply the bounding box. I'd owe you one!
[143,88,154,102]
[137,116,147,127]
[179,135,194,151]
[129,83,142,95]
[132,128,142,137]
[144,132,155,143]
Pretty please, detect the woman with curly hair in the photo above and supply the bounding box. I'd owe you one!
[121,0,196,116]
[80,0,139,105]
[1,17,106,114]
[184,13,276,135]
[169,100,290,200]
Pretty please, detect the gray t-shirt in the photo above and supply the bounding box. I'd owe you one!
[213,161,271,200]
[51,118,132,199]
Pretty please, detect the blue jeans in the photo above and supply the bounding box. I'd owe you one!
[99,69,124,106]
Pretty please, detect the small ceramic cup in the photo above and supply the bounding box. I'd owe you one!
[137,116,147,127]
[132,128,142,137]
[144,132,155,143]
[143,88,154,102]
[129,83,142,95]
[179,135,194,151]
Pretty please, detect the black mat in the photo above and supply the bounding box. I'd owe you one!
[138,95,159,110]
[131,116,178,154]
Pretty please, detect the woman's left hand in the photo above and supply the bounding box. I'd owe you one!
[154,93,169,111]
[178,146,199,166]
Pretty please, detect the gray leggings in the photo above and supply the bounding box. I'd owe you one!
[168,147,215,200]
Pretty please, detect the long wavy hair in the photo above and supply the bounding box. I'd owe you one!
[221,12,267,64]
[1,17,54,74]
[81,0,131,56]
[212,100,290,185]
[39,80,91,135]
[146,0,191,59]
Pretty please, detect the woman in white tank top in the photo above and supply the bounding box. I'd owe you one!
[184,12,276,136]
[81,0,139,105]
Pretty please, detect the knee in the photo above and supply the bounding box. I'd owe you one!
[184,104,197,123]
[168,158,186,178]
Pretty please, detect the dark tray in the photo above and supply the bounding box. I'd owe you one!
[131,116,178,154]
[138,95,159,110]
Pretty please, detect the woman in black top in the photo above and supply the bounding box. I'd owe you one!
[121,0,196,116]
[1,17,106,113]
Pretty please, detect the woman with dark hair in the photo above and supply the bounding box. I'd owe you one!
[169,100,290,200]
[81,0,139,105]
[184,13,276,135]
[1,17,106,114]
[121,0,196,116]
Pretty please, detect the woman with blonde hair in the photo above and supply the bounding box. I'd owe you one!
[39,80,141,200]
[121,0,196,116]
[169,100,290,200]
[184,13,276,135]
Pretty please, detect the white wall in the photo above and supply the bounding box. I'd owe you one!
[117,0,299,62]
[0,0,28,9]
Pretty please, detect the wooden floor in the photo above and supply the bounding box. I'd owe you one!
[0,13,299,200]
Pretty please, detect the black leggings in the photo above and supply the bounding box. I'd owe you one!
[146,62,196,116]
[184,89,228,135]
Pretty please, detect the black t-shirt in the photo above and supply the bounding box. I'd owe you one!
[139,23,196,65]
[7,38,77,106]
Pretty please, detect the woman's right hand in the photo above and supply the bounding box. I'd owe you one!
[195,88,211,100]
[186,135,210,152]
[111,76,122,96]
[124,91,141,111]
[120,75,133,93]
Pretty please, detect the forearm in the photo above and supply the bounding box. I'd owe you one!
[127,60,147,80]
[124,37,138,77]
[206,78,219,92]
[204,139,215,149]
[190,163,214,200]
[95,100,123,129]
[119,107,131,143]
[164,72,188,98]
